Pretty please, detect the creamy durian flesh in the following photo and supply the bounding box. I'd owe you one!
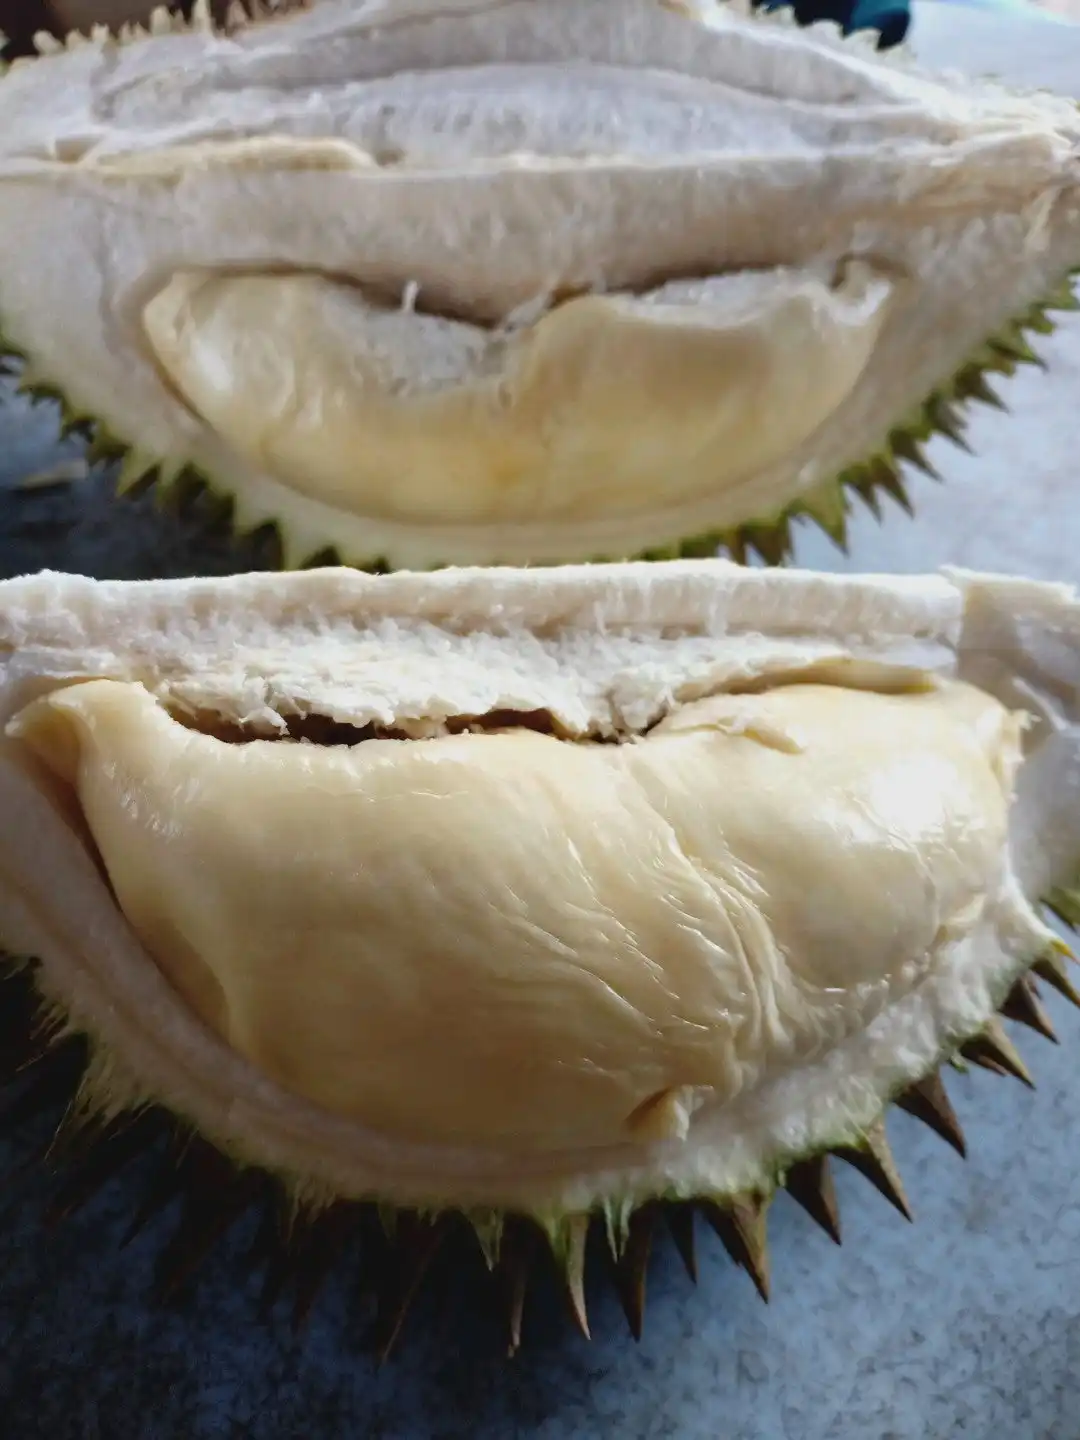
[1,0,1079,568]
[1,558,1079,1294]
[7,672,1023,1157]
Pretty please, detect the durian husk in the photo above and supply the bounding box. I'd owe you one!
[0,0,305,60]
[1,559,1080,1355]
[6,278,1078,570]
[1,0,1078,570]
[4,948,1071,1355]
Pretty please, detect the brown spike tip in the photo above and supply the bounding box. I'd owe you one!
[495,1216,539,1358]
[153,1152,265,1304]
[894,1070,967,1159]
[784,1154,842,1245]
[371,1211,451,1363]
[548,1214,592,1341]
[663,1202,699,1284]
[289,1202,363,1332]
[702,1193,771,1302]
[612,1204,658,1342]
[832,1119,912,1222]
[1033,947,1080,1010]
[1000,976,1057,1045]
[43,1110,167,1227]
[958,1016,1034,1089]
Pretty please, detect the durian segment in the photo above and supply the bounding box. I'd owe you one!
[1,0,1078,566]
[141,260,896,527]
[8,671,1018,1152]
[0,559,1078,1217]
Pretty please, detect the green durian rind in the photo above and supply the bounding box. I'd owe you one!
[0,914,1069,1353]
[5,897,1073,1289]
[2,269,1076,571]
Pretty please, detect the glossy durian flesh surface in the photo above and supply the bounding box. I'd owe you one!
[2,558,1080,1349]
[1,1,1080,569]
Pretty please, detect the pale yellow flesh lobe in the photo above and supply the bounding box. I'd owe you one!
[9,674,1020,1156]
[141,258,897,527]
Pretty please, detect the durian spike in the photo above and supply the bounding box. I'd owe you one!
[85,428,126,469]
[247,1202,295,1318]
[866,457,914,515]
[850,473,884,521]
[31,1088,91,1167]
[925,397,972,453]
[153,1151,266,1303]
[724,532,750,567]
[0,969,50,1071]
[42,1110,167,1226]
[832,1119,912,1221]
[873,464,913,515]
[796,485,849,554]
[745,518,792,569]
[953,366,1006,412]
[612,1203,658,1342]
[889,432,942,483]
[495,1215,539,1358]
[547,1214,592,1341]
[1046,885,1080,930]
[0,1035,86,1133]
[467,1210,504,1273]
[783,1154,843,1245]
[601,1195,634,1261]
[1046,280,1080,312]
[371,1211,451,1363]
[1033,945,1080,1009]
[957,1016,1035,1088]
[894,1070,967,1159]
[1000,975,1058,1044]
[289,1202,363,1332]
[190,0,215,34]
[994,328,1048,371]
[120,1127,198,1246]
[663,1202,699,1283]
[701,1193,771,1301]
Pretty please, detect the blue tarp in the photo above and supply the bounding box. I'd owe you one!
[756,0,1072,49]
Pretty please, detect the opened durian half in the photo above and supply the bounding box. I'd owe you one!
[1,0,1079,568]
[1,556,1080,1351]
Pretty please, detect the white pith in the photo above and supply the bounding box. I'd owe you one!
[0,560,1078,1216]
[1,0,1079,567]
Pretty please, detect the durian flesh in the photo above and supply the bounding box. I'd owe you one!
[1,558,1079,1222]
[1,0,1079,567]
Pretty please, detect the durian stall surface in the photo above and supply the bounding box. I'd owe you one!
[2,5,1080,1440]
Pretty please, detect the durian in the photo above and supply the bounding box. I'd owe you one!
[1,0,1079,569]
[2,556,1080,1352]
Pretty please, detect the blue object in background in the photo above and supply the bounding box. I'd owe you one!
[753,0,912,46]
[754,0,1076,49]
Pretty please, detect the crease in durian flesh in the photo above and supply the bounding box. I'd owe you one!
[1,0,1080,566]
[0,561,1069,1218]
